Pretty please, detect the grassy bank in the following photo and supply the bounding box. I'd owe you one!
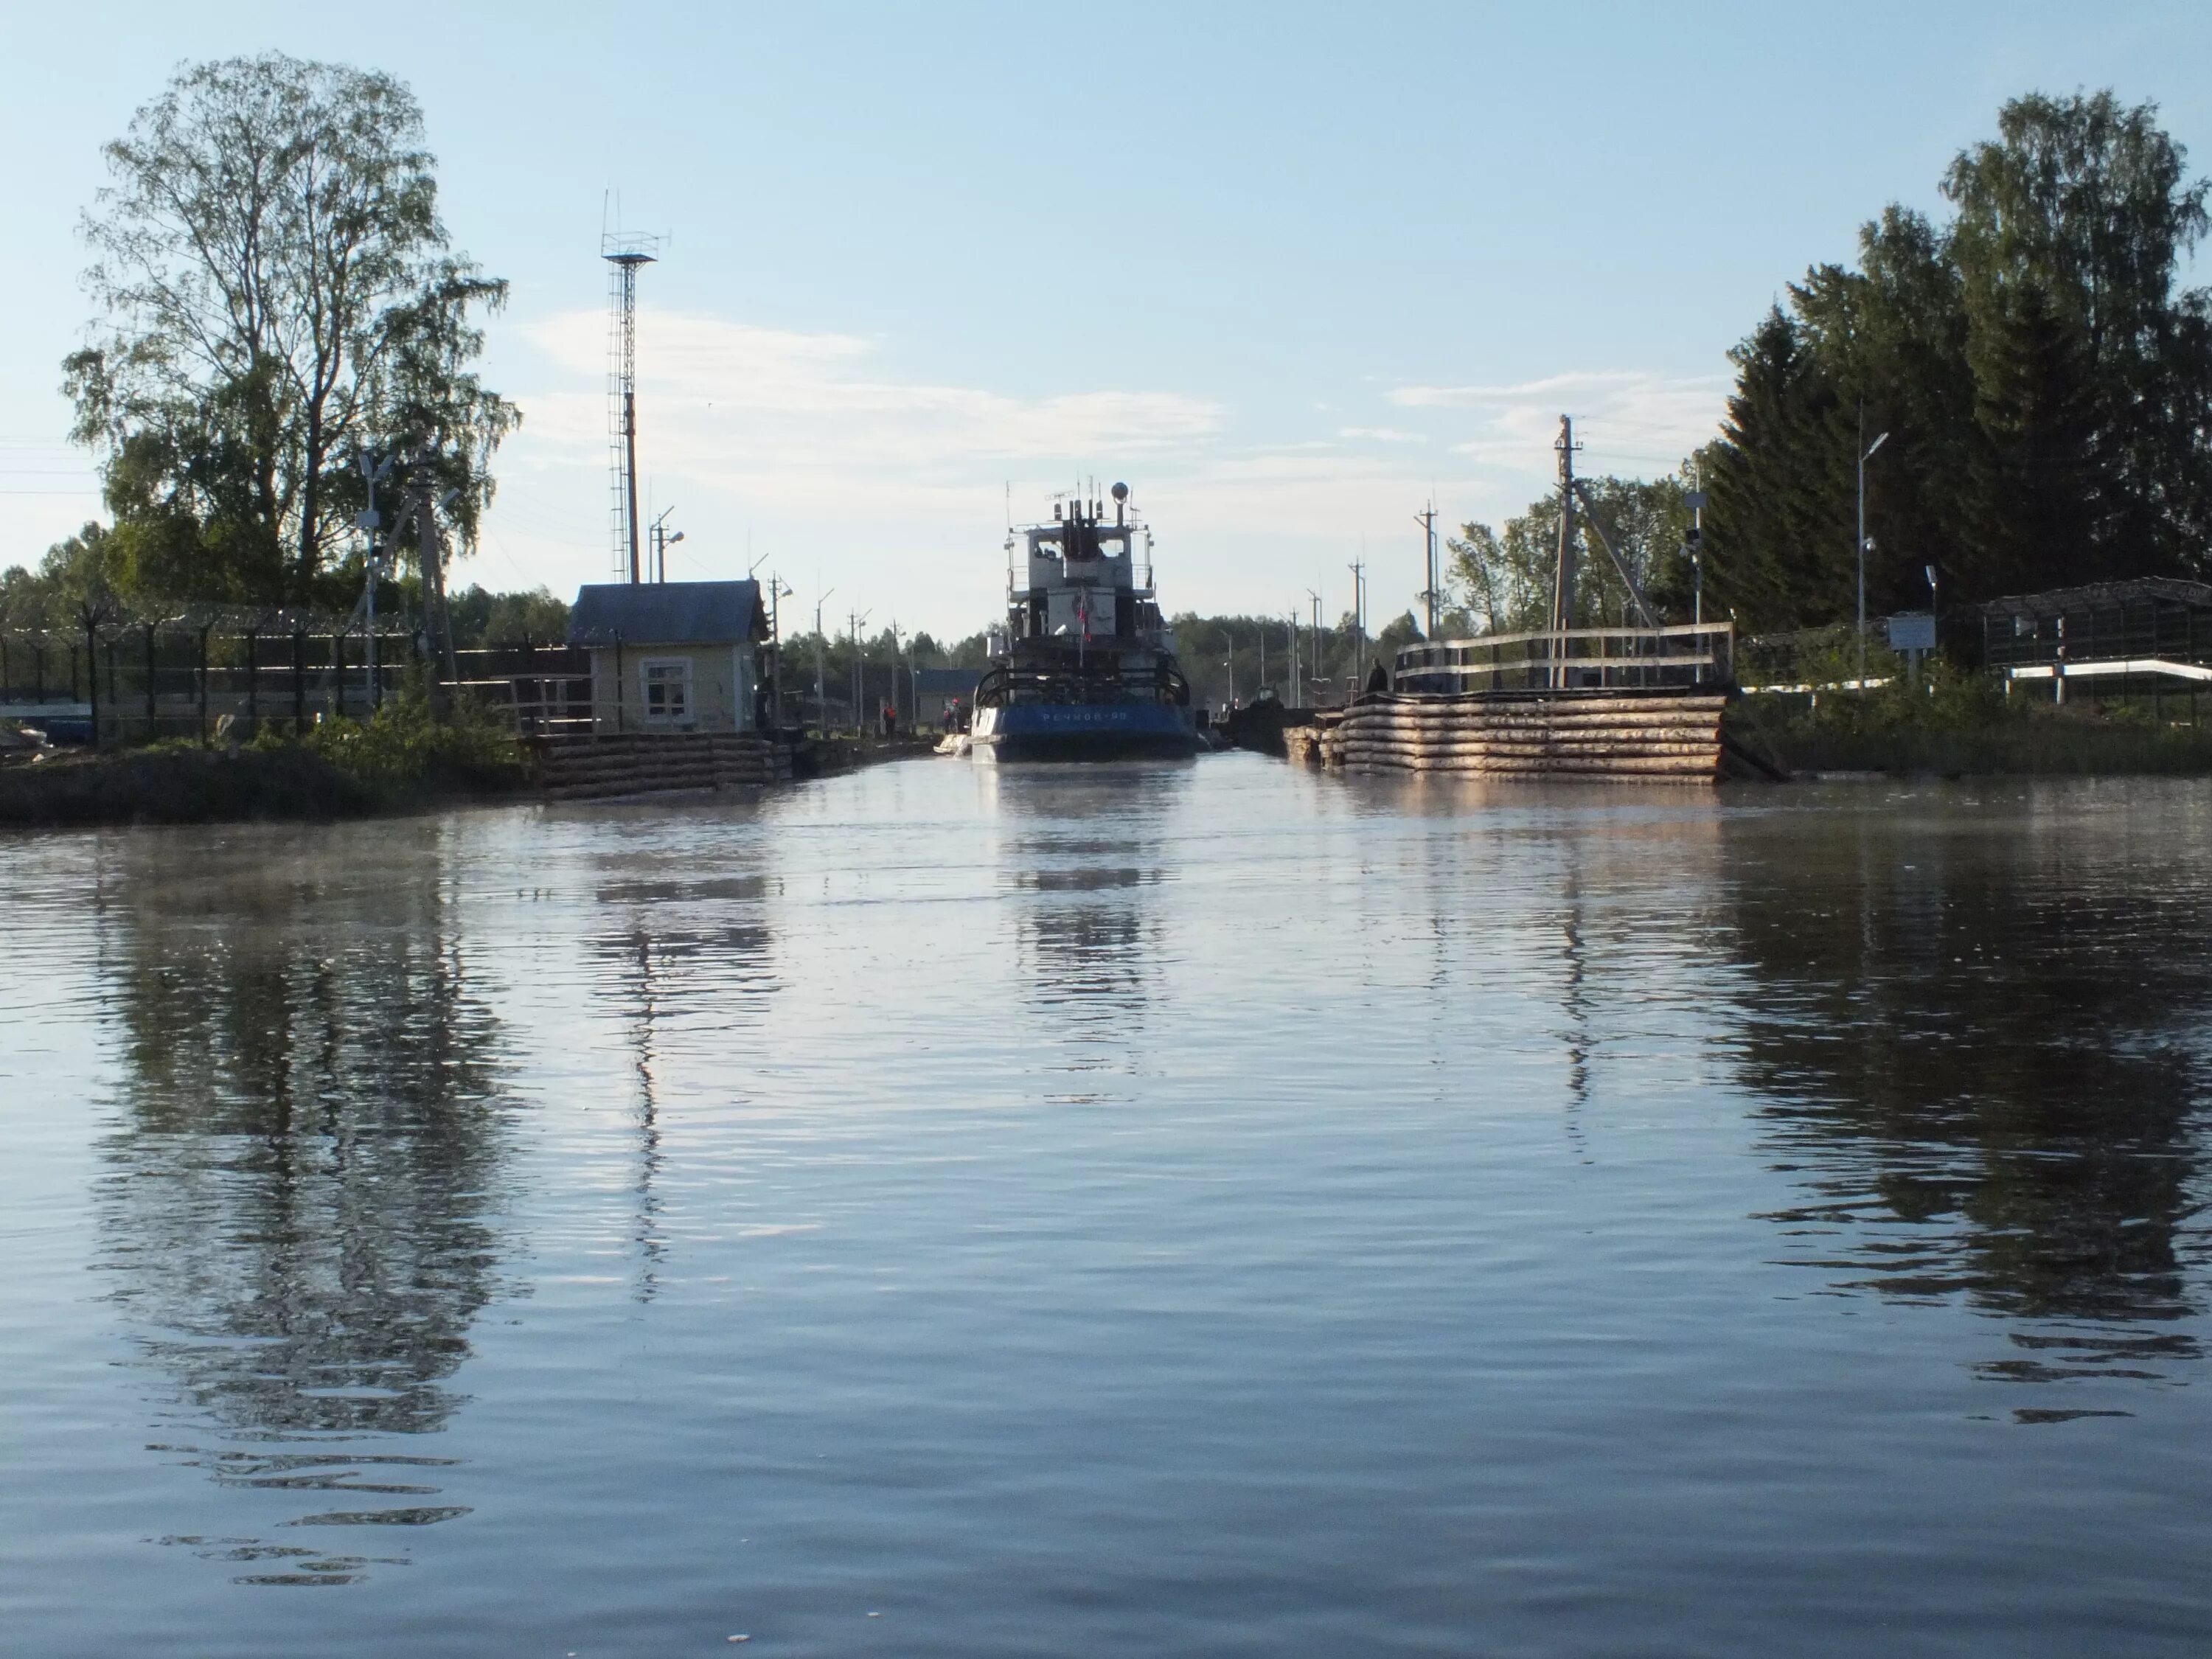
[1,688,530,827]
[1734,667,2212,777]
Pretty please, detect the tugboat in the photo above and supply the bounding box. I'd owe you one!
[970,482,1201,761]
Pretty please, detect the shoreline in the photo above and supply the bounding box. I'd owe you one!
[0,731,944,830]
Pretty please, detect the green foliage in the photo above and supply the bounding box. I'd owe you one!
[64,53,516,609]
[0,523,128,630]
[1707,90,2212,630]
[1449,471,1697,631]
[1735,664,2212,775]
[1165,612,1392,710]
[251,678,526,793]
[940,631,995,667]
[446,583,571,647]
[1737,622,1905,689]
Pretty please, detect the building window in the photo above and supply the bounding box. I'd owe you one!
[641,658,692,724]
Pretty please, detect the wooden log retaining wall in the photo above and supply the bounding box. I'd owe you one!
[1312,691,1739,783]
[537,733,793,801]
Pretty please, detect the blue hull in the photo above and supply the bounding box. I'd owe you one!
[973,701,1200,761]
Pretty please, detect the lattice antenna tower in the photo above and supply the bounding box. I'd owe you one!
[603,232,661,583]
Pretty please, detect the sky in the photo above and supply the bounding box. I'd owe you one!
[4,1,2211,640]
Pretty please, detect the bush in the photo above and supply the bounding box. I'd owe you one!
[1734,661,2212,776]
[249,677,529,794]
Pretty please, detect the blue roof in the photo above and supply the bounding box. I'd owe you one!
[914,667,984,695]
[568,580,765,646]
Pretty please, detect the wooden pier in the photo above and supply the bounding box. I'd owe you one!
[1284,623,1782,784]
[1303,688,1770,782]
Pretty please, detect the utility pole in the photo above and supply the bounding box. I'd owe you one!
[766,575,791,726]
[1347,557,1366,684]
[1857,412,1890,692]
[1551,414,1579,688]
[813,586,834,730]
[1306,588,1323,701]
[1416,504,1439,639]
[848,608,872,734]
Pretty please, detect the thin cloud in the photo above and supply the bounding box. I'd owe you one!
[1389,369,1726,476]
[1336,425,1428,445]
[521,309,1224,500]
[479,307,1725,630]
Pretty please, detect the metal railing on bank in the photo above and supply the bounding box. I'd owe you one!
[1393,622,1735,695]
[2,611,417,745]
[0,611,620,746]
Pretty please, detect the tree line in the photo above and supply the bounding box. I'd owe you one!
[1450,90,2212,641]
[10,67,2209,670]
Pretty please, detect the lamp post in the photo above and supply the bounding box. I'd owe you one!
[648,507,682,583]
[1857,418,1889,691]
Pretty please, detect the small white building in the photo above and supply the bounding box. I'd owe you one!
[568,580,771,734]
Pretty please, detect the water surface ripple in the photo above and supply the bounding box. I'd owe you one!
[4,759,2211,1654]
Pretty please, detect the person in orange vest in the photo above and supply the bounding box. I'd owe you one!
[880,698,897,739]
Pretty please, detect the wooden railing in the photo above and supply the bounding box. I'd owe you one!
[1394,622,1735,693]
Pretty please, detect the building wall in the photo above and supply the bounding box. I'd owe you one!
[588,641,759,734]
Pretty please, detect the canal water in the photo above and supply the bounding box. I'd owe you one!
[5,757,2211,1656]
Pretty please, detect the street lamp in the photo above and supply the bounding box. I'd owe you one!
[1857,421,1889,690]
[649,507,682,584]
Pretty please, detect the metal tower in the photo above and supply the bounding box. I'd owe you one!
[602,233,660,583]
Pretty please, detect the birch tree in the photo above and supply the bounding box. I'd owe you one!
[63,54,517,605]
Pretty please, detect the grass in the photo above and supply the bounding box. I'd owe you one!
[251,678,530,795]
[0,680,531,827]
[1734,663,2212,776]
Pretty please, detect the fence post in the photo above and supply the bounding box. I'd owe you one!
[246,629,259,726]
[198,625,211,745]
[144,623,158,740]
[332,631,345,720]
[293,629,306,734]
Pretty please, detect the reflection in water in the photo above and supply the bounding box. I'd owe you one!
[92,827,516,1585]
[1722,799,2212,1411]
[590,849,782,1298]
[992,768,1180,1074]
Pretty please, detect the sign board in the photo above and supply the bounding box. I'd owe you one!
[1887,612,1937,652]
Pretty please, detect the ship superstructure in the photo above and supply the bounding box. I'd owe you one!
[970,482,1200,760]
